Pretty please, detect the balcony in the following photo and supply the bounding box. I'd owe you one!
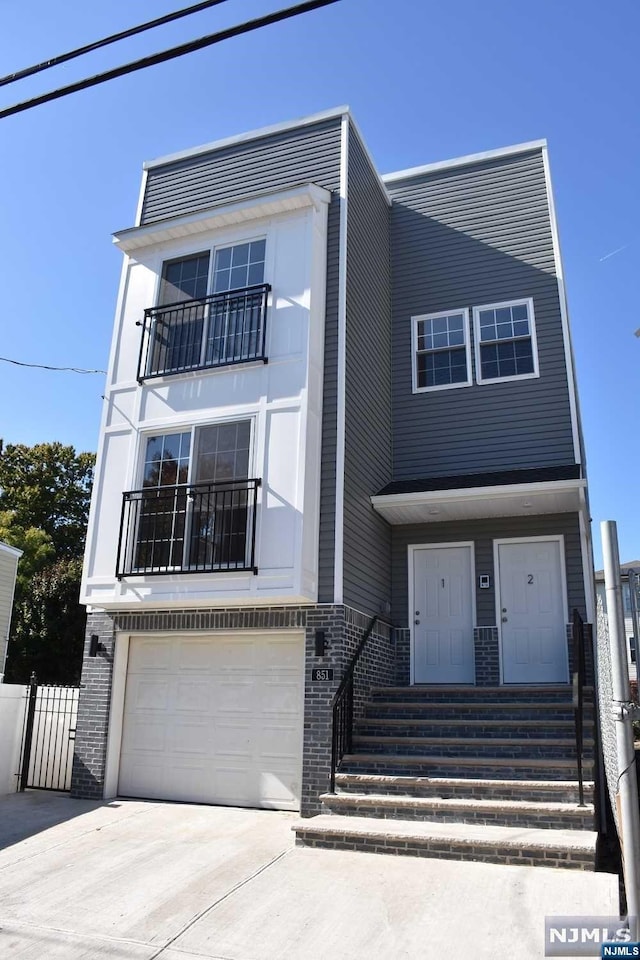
[137,284,270,382]
[116,479,261,578]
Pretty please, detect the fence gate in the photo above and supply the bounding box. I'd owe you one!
[19,675,80,792]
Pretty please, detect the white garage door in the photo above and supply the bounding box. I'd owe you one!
[118,632,304,811]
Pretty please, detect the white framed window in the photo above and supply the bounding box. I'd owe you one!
[473,297,539,385]
[411,308,472,392]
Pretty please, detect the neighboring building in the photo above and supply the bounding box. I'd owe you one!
[0,541,22,679]
[73,108,598,868]
[595,560,639,680]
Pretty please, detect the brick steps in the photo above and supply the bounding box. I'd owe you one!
[304,684,598,870]
[356,719,593,740]
[320,791,595,830]
[334,772,594,804]
[351,734,593,760]
[293,815,597,870]
[370,685,591,703]
[340,752,591,780]
[365,702,591,721]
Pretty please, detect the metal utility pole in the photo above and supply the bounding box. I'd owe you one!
[602,520,640,921]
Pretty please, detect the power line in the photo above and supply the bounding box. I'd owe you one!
[0,0,232,89]
[0,356,106,375]
[0,0,340,120]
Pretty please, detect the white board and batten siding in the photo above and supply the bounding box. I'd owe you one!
[117,632,304,810]
[0,542,22,677]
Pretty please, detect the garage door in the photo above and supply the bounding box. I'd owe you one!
[118,632,304,810]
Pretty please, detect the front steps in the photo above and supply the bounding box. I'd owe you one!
[294,684,598,870]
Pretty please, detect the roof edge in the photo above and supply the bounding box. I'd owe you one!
[143,105,350,171]
[382,139,548,183]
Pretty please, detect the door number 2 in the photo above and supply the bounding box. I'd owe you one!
[527,574,534,584]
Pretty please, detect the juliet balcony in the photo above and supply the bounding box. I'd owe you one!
[116,478,261,578]
[136,283,270,382]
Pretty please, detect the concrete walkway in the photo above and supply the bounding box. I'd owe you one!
[0,792,619,959]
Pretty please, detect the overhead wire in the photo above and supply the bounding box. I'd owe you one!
[0,0,340,120]
[0,356,106,375]
[0,0,232,89]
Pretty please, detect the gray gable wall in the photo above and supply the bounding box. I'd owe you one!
[342,123,392,616]
[386,149,576,480]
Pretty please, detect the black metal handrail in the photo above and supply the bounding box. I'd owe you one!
[116,478,261,578]
[137,283,270,382]
[329,615,380,793]
[572,607,587,806]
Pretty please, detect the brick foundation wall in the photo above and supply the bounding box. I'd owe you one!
[71,603,394,815]
[474,627,500,685]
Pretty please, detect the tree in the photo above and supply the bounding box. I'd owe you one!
[0,441,94,559]
[0,441,95,683]
[5,559,86,684]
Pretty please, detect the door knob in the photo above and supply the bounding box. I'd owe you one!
[502,616,508,623]
[414,619,420,625]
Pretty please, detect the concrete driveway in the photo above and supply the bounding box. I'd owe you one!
[0,792,619,960]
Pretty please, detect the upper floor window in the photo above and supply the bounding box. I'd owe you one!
[139,239,270,382]
[412,309,471,392]
[473,298,539,384]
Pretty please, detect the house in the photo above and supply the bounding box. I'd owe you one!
[0,540,22,680]
[73,107,598,869]
[595,560,639,680]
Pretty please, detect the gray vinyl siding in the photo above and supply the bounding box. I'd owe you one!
[141,119,343,602]
[387,150,576,480]
[391,513,585,627]
[342,124,392,616]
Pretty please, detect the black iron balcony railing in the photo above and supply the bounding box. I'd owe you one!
[137,283,270,382]
[116,478,261,578]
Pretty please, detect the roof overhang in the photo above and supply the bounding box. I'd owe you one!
[0,541,23,560]
[113,183,332,253]
[371,478,587,525]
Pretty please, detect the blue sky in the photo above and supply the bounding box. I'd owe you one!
[0,0,638,567]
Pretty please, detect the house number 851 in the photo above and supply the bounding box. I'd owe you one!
[527,574,534,584]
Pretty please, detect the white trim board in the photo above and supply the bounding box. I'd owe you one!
[383,140,547,183]
[541,144,582,465]
[333,113,349,605]
[0,542,23,559]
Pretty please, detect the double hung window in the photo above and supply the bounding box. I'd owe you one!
[412,309,471,392]
[473,298,539,384]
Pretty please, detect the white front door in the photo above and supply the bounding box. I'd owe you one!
[497,539,568,684]
[412,545,475,684]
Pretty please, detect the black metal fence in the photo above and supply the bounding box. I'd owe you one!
[19,676,79,792]
[137,283,270,381]
[572,608,587,807]
[117,478,261,578]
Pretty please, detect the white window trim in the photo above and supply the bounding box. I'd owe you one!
[411,308,472,393]
[472,297,540,385]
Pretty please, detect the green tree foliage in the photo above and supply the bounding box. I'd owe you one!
[6,559,86,684]
[0,442,95,684]
[0,441,94,559]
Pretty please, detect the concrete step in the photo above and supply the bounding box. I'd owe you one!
[356,718,593,739]
[351,734,593,760]
[340,753,592,780]
[293,815,598,870]
[369,685,591,703]
[320,791,596,831]
[334,772,594,804]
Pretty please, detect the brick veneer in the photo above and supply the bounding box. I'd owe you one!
[71,603,393,815]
